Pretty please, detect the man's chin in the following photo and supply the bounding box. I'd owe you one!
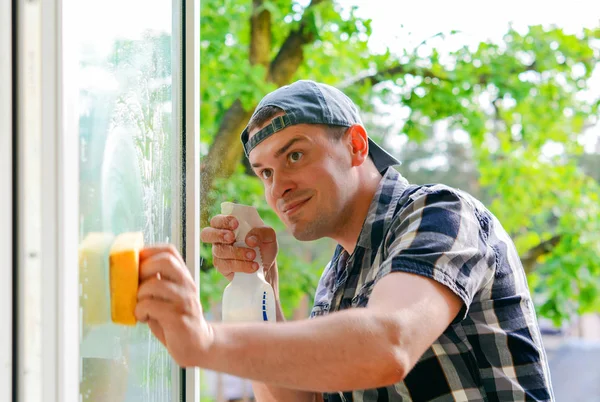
[289,224,323,242]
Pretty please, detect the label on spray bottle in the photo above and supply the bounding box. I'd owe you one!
[220,202,276,323]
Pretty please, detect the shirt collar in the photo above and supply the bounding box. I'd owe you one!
[354,167,410,250]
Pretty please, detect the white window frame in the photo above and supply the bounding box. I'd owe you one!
[183,0,201,399]
[0,0,13,399]
[14,0,201,399]
[15,0,80,400]
[15,0,46,400]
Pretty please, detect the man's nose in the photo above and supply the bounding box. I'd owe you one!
[270,172,295,200]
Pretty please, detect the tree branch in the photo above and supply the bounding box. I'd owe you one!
[521,234,562,274]
[343,60,538,90]
[250,0,271,68]
[340,64,443,89]
[267,0,325,85]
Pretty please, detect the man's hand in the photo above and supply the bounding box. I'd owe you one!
[135,245,213,367]
[200,214,279,295]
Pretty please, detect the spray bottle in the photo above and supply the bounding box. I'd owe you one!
[220,202,276,323]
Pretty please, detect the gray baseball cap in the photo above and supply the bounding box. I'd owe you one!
[240,80,400,173]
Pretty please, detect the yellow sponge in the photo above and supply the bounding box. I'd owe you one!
[79,232,114,327]
[109,232,144,326]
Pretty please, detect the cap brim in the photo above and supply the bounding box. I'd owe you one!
[368,138,401,173]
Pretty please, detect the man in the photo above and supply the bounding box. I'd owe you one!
[136,80,555,401]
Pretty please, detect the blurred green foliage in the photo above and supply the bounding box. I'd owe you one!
[200,0,600,326]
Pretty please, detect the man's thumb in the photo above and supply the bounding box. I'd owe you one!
[245,226,277,265]
[246,226,277,246]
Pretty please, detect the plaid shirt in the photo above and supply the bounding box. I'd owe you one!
[310,167,554,402]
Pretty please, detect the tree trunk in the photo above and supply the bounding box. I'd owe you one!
[250,0,271,68]
[200,100,253,230]
[199,0,325,231]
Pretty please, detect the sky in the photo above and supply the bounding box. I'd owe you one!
[76,0,600,68]
[337,0,600,54]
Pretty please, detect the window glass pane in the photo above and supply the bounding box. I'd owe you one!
[76,0,180,400]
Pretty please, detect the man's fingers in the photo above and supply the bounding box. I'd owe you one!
[138,277,182,303]
[140,244,185,266]
[212,244,256,260]
[139,252,190,283]
[213,257,258,275]
[135,298,175,325]
[209,214,238,230]
[147,319,166,347]
[200,227,235,245]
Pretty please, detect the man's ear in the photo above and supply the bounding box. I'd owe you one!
[346,124,369,167]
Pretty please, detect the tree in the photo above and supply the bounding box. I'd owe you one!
[200,0,600,326]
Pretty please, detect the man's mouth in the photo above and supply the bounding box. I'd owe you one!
[282,197,312,215]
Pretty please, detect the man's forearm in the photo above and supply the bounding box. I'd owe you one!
[252,382,320,402]
[199,308,406,393]
[251,297,320,401]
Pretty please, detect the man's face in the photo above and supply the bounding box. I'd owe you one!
[248,117,354,241]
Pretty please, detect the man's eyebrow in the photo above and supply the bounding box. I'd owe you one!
[251,136,308,168]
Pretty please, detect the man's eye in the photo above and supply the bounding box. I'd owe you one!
[260,169,272,179]
[289,151,303,163]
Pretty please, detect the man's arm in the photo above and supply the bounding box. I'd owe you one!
[195,271,463,392]
[252,373,323,402]
[251,295,322,401]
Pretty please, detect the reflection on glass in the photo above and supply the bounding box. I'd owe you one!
[77,0,177,400]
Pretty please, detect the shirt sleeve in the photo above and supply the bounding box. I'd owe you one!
[377,186,496,321]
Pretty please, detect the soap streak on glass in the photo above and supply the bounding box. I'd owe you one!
[76,0,178,400]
